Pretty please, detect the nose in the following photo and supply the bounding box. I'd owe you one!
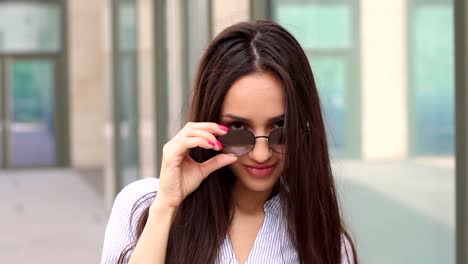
[248,137,272,163]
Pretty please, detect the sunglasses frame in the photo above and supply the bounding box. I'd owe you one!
[218,127,286,157]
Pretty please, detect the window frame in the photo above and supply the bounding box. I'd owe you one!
[454,0,468,262]
[111,0,140,192]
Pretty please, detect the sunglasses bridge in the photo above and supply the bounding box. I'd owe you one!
[248,132,283,153]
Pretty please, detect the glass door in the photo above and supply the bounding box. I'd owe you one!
[1,58,57,167]
[114,0,140,188]
[0,60,4,167]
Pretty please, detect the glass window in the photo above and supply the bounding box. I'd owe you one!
[115,0,139,188]
[118,1,137,51]
[9,60,56,167]
[274,3,352,49]
[308,56,347,155]
[0,3,61,53]
[410,3,454,155]
[0,61,3,167]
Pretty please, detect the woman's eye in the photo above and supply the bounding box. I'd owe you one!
[273,120,285,128]
[228,122,245,130]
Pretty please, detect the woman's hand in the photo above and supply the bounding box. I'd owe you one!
[154,122,237,209]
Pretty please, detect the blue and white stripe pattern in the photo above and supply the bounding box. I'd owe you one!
[100,178,353,264]
[215,194,300,264]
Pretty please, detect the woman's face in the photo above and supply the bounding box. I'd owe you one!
[220,71,285,195]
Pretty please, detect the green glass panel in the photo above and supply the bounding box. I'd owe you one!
[0,3,60,53]
[412,6,454,155]
[0,62,3,167]
[10,60,55,167]
[273,1,352,49]
[308,55,346,156]
[118,1,137,52]
[117,0,139,187]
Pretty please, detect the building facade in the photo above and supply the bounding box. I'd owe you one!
[0,0,463,263]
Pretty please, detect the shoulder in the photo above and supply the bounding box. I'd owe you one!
[115,177,159,207]
[109,177,159,234]
[100,177,159,264]
[340,233,356,264]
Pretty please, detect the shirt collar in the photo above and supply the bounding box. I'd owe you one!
[263,193,281,214]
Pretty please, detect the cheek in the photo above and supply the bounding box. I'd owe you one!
[228,157,245,175]
[275,153,285,167]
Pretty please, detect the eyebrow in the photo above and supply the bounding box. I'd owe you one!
[221,114,285,123]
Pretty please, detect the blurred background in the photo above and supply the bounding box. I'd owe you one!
[0,0,464,263]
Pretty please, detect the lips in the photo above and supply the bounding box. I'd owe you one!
[244,164,276,178]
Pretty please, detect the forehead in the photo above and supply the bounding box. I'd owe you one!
[221,72,285,120]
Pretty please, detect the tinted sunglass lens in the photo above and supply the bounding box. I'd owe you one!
[217,130,254,156]
[269,128,286,154]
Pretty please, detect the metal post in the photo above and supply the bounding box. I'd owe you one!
[153,0,168,175]
[455,0,468,263]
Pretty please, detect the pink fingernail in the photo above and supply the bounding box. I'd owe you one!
[218,125,229,132]
[208,141,215,147]
[216,140,223,150]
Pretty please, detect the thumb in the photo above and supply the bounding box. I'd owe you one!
[200,154,237,178]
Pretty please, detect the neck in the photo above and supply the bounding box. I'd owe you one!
[232,183,272,215]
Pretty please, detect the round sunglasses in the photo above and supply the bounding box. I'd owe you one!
[217,127,286,157]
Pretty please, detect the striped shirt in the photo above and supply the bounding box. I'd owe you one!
[100,177,353,264]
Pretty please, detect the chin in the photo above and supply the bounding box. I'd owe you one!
[242,179,278,192]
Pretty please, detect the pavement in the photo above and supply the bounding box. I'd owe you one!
[0,169,108,264]
[335,159,454,264]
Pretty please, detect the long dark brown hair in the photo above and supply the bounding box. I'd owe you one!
[118,20,357,264]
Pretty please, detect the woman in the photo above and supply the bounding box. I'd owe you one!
[101,20,357,264]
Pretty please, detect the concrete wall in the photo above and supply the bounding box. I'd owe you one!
[137,0,155,179]
[361,0,408,160]
[69,0,107,169]
[212,0,250,36]
[166,0,184,138]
